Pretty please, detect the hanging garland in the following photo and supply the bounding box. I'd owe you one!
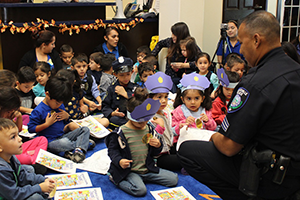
[0,17,144,35]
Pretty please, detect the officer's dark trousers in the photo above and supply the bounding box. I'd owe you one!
[177,141,300,200]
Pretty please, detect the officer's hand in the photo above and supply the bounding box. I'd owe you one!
[115,86,128,98]
[112,108,125,117]
[119,159,132,169]
[186,116,195,125]
[200,113,208,123]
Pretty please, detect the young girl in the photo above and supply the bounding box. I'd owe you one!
[33,61,51,98]
[196,52,219,97]
[172,73,217,143]
[212,68,240,126]
[0,87,48,174]
[178,36,200,77]
[56,69,109,127]
[145,72,181,171]
[224,53,246,79]
[105,88,178,197]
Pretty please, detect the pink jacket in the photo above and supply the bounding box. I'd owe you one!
[171,105,217,143]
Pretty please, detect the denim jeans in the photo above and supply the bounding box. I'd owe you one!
[26,193,48,200]
[118,168,178,197]
[48,127,90,154]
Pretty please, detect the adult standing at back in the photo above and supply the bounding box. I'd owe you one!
[93,27,128,59]
[178,11,300,200]
[152,22,199,92]
[216,20,244,66]
[19,30,62,73]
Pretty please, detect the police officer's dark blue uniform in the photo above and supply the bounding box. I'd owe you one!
[177,11,300,200]
[102,57,137,129]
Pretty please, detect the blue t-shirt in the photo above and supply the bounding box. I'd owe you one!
[216,38,244,62]
[28,102,66,142]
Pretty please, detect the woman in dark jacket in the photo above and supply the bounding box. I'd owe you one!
[19,30,62,74]
[94,27,128,59]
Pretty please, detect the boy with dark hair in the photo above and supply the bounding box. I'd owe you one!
[134,55,159,83]
[136,62,155,88]
[60,44,74,70]
[102,56,137,129]
[99,54,116,99]
[28,76,91,163]
[87,52,104,85]
[15,66,36,114]
[71,53,102,110]
[131,45,151,82]
[0,118,56,200]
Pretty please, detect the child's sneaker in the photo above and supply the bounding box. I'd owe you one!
[72,148,85,163]
[64,151,73,161]
[88,139,96,150]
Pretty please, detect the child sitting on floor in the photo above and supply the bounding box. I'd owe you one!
[0,118,55,200]
[15,66,36,115]
[136,62,155,88]
[105,89,178,197]
[28,76,91,163]
[102,56,137,129]
[98,54,116,100]
[172,73,217,144]
[60,44,74,70]
[87,52,104,86]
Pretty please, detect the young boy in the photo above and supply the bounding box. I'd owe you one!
[106,98,178,196]
[99,54,116,99]
[0,118,55,200]
[134,55,159,83]
[87,52,104,86]
[102,56,137,129]
[71,53,102,110]
[28,76,91,163]
[60,44,74,70]
[15,66,36,114]
[131,45,151,82]
[136,62,155,88]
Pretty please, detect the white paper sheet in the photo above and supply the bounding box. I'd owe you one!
[54,187,103,200]
[176,127,215,151]
[73,116,110,138]
[151,186,196,200]
[35,149,76,174]
[76,148,111,175]
[19,125,36,138]
[46,172,92,190]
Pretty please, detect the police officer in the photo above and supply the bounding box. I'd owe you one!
[102,57,137,129]
[177,11,300,200]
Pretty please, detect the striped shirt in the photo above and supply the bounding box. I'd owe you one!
[121,125,149,174]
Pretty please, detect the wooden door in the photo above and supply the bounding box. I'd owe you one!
[223,0,266,22]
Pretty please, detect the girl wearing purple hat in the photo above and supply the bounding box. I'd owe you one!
[172,73,217,144]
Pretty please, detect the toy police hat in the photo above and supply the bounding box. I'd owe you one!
[217,68,239,89]
[112,56,133,73]
[145,72,173,93]
[128,98,161,122]
[217,68,229,87]
[179,73,210,92]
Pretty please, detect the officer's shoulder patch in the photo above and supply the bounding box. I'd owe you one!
[228,87,249,113]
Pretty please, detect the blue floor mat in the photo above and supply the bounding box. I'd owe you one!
[47,137,220,200]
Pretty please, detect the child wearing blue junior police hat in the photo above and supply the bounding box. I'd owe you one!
[102,56,137,129]
[172,73,217,143]
[105,88,178,197]
[145,72,182,171]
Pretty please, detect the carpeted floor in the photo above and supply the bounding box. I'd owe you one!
[46,137,221,200]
